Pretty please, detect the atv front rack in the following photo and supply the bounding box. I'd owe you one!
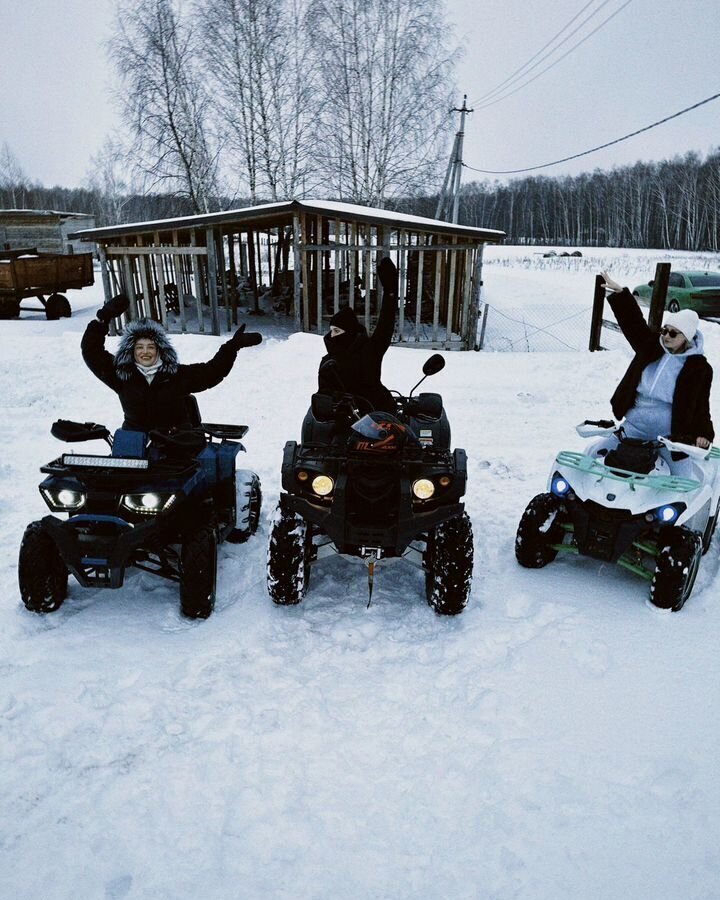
[556,451,701,493]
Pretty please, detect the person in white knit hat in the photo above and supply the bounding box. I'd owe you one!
[593,271,714,473]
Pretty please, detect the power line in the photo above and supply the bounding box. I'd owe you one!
[463,90,720,175]
[470,0,615,107]
[474,0,633,111]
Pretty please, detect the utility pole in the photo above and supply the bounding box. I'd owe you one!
[435,95,473,223]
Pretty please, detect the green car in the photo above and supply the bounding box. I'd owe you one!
[632,270,720,317]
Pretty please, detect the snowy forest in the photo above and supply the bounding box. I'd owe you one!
[1,0,719,251]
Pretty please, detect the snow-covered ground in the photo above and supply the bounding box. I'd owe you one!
[2,248,720,900]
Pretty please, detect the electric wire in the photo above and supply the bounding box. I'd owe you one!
[469,0,615,107]
[474,0,633,111]
[463,91,720,175]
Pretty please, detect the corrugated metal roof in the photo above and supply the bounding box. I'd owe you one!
[68,199,505,243]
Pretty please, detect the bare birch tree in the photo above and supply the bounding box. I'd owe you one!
[110,0,219,213]
[304,0,456,206]
[200,0,316,202]
[0,143,31,208]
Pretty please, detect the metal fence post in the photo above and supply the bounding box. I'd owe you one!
[589,275,606,351]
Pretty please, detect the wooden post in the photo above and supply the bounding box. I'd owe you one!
[445,238,458,344]
[415,245,424,342]
[476,302,490,351]
[217,230,231,332]
[300,214,310,332]
[363,225,371,334]
[316,214,323,334]
[189,230,205,332]
[121,252,139,320]
[589,274,606,351]
[432,248,442,342]
[138,247,153,322]
[153,230,168,329]
[649,262,671,332]
[97,244,117,335]
[349,223,357,311]
[205,226,220,335]
[397,229,406,343]
[172,230,186,333]
[459,245,474,348]
[247,229,259,315]
[227,232,238,326]
[292,214,302,329]
[333,217,340,314]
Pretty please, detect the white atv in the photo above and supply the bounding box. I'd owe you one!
[515,420,720,611]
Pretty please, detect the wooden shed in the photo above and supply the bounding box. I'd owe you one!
[1,209,96,255]
[70,200,504,350]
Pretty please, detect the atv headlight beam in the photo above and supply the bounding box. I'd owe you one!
[121,492,176,515]
[551,473,572,497]
[412,478,436,500]
[41,487,87,511]
[311,475,334,497]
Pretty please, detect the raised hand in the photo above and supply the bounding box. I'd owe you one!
[229,323,262,350]
[97,293,130,323]
[378,257,398,297]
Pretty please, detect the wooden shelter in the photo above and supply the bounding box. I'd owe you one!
[70,200,504,350]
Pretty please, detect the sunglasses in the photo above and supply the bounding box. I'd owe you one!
[661,327,681,339]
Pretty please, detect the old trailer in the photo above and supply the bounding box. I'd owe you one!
[0,248,94,319]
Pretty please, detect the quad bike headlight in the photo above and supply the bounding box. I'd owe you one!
[412,478,435,500]
[311,475,334,497]
[649,503,685,524]
[121,492,176,515]
[551,473,573,497]
[41,487,87,511]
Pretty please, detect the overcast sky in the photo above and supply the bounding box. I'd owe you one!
[1,0,717,190]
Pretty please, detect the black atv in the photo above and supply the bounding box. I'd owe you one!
[267,355,473,615]
[18,399,261,619]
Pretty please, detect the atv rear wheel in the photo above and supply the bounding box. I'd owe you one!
[267,499,310,606]
[18,521,68,613]
[425,512,473,615]
[180,525,217,619]
[649,527,702,612]
[515,492,566,568]
[227,470,262,544]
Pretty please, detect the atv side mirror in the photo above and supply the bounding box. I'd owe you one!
[422,354,445,377]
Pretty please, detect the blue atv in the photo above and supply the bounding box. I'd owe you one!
[18,400,261,619]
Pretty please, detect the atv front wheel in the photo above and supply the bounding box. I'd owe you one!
[267,499,310,606]
[515,492,566,568]
[18,521,68,613]
[227,470,262,544]
[649,527,702,611]
[180,525,217,619]
[425,512,473,615]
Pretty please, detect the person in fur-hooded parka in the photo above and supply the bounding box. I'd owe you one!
[82,298,261,432]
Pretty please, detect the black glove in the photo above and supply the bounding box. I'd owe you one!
[229,323,262,350]
[378,257,398,297]
[97,293,130,323]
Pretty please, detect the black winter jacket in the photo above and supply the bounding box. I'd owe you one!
[81,319,239,432]
[318,291,397,413]
[608,288,714,443]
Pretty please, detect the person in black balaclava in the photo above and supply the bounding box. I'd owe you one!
[318,257,398,413]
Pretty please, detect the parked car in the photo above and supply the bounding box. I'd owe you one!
[632,270,720,317]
